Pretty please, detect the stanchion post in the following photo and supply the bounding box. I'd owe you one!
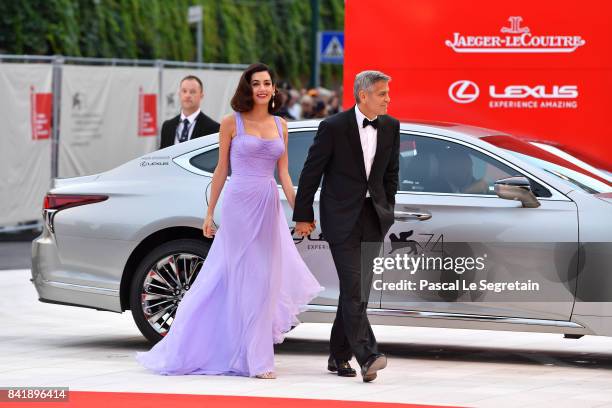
[156,59,164,150]
[51,55,63,182]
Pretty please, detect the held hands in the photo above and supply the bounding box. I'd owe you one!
[294,221,316,237]
[202,214,217,238]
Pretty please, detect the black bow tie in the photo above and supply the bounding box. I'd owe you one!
[362,117,378,129]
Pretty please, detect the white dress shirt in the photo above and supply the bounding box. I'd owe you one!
[174,109,201,145]
[354,105,378,197]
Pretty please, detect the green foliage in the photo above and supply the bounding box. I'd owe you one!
[0,0,344,87]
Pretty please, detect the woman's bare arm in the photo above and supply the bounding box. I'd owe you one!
[203,115,234,237]
[277,118,296,209]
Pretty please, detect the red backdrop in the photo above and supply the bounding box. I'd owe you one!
[343,0,612,171]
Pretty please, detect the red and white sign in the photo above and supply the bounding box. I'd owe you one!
[138,87,157,137]
[344,0,612,171]
[30,86,52,140]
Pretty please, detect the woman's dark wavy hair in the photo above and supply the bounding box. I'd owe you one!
[230,63,281,114]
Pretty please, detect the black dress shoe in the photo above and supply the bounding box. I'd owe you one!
[327,356,357,377]
[360,353,387,383]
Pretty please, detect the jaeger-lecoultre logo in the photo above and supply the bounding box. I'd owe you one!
[445,16,586,54]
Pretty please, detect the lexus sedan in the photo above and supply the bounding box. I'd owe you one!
[31,120,612,344]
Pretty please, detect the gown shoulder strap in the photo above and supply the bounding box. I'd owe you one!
[273,116,283,139]
[234,111,245,135]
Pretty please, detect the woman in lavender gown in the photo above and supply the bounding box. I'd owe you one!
[136,63,322,379]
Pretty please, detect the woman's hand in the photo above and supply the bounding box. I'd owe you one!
[203,214,217,238]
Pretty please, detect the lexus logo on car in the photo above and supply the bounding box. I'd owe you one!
[448,80,480,104]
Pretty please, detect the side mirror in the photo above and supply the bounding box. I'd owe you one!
[494,176,541,208]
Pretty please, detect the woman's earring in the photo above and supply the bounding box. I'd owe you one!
[272,93,276,109]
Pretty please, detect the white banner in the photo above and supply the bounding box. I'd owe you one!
[0,63,53,227]
[161,69,241,123]
[58,65,159,178]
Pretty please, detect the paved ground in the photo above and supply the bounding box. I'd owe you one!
[2,268,612,407]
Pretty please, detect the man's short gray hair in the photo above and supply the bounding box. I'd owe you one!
[353,70,391,103]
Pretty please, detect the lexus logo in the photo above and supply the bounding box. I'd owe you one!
[448,80,480,104]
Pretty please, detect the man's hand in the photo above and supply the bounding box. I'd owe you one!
[295,221,316,237]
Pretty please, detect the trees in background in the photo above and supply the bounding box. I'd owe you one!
[0,0,343,87]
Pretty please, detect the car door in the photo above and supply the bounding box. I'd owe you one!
[277,128,379,308]
[379,132,578,321]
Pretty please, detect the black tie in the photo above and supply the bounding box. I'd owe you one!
[178,118,190,143]
[362,117,378,129]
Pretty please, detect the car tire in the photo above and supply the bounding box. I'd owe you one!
[130,238,211,344]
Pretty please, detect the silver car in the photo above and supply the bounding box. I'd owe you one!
[31,120,612,344]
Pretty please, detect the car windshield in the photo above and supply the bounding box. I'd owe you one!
[482,135,612,194]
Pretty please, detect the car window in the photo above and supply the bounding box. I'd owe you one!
[281,130,317,183]
[399,134,551,197]
[190,148,219,173]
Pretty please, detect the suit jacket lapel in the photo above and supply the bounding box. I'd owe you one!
[165,115,180,145]
[347,106,367,180]
[192,111,203,137]
[170,115,180,135]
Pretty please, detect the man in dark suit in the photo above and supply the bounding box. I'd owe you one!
[159,75,220,149]
[293,70,399,383]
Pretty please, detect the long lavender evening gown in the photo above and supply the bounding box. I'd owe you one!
[136,112,323,377]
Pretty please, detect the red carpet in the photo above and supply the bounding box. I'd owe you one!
[3,391,459,407]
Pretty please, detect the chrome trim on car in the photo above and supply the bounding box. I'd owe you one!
[42,279,119,295]
[43,209,58,234]
[306,304,584,328]
[394,190,565,202]
[173,144,219,177]
[394,210,432,221]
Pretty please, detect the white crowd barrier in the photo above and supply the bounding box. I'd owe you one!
[0,63,53,227]
[0,57,244,227]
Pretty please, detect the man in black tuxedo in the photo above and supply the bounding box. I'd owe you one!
[159,75,220,149]
[293,71,399,382]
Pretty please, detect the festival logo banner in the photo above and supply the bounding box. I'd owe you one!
[30,86,52,140]
[138,87,157,137]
